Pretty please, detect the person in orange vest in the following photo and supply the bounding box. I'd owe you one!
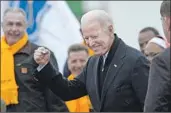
[63,41,94,78]
[65,44,92,112]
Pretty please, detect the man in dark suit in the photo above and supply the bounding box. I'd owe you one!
[144,1,171,112]
[33,10,149,112]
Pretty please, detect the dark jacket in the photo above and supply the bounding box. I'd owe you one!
[63,60,71,78]
[144,47,171,112]
[7,41,68,112]
[35,34,149,112]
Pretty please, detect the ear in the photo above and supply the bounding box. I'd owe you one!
[166,16,170,31]
[108,25,114,33]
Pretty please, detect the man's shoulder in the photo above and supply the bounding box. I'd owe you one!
[157,47,170,59]
[87,55,97,65]
[127,45,144,56]
[153,47,170,66]
[27,41,39,49]
[125,45,147,63]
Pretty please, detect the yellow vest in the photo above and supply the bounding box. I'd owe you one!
[65,74,92,112]
[82,41,94,56]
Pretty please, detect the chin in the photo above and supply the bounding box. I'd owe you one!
[94,52,103,56]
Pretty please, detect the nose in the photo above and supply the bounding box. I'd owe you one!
[11,25,18,31]
[76,61,82,68]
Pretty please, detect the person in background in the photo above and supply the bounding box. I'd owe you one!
[144,36,167,63]
[138,27,160,55]
[63,41,94,78]
[0,7,68,112]
[65,44,93,112]
[144,0,171,112]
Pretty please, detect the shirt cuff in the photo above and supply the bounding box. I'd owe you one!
[37,63,47,72]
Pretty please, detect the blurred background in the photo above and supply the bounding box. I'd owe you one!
[1,1,163,72]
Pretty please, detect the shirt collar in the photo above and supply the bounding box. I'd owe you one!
[102,51,108,65]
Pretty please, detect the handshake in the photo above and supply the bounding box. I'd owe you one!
[33,47,51,65]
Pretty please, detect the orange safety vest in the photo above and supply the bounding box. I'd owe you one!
[65,74,92,112]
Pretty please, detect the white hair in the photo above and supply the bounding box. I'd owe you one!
[3,7,27,22]
[81,10,113,29]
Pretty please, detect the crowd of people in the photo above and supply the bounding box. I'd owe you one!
[0,0,170,112]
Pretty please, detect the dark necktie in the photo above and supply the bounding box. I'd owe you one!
[99,56,105,98]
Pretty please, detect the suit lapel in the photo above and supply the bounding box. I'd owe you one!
[93,56,101,104]
[100,40,126,105]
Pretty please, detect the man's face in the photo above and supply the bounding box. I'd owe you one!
[2,12,26,45]
[81,21,113,56]
[68,51,89,75]
[144,42,164,63]
[138,31,156,54]
[161,16,170,42]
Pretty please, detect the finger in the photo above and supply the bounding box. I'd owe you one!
[34,55,42,62]
[34,52,45,59]
[41,49,49,55]
[37,47,48,55]
[34,51,43,56]
[44,54,50,62]
[35,49,44,55]
[38,47,46,51]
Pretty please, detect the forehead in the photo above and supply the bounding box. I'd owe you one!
[81,21,101,34]
[68,51,88,59]
[138,31,156,43]
[3,12,26,23]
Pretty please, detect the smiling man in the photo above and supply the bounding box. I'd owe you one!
[144,36,167,63]
[138,27,160,55]
[33,10,149,112]
[0,8,68,112]
[65,44,92,112]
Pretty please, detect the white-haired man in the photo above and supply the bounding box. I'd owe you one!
[33,10,149,112]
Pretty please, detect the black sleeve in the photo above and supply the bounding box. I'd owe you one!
[44,88,69,112]
[144,54,171,112]
[131,56,149,109]
[49,51,59,71]
[63,60,71,78]
[34,55,89,101]
[44,52,69,112]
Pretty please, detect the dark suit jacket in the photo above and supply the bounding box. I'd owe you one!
[144,47,171,112]
[35,36,149,112]
[7,42,68,112]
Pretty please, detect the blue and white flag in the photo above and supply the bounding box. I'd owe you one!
[1,1,83,73]
[8,1,47,42]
